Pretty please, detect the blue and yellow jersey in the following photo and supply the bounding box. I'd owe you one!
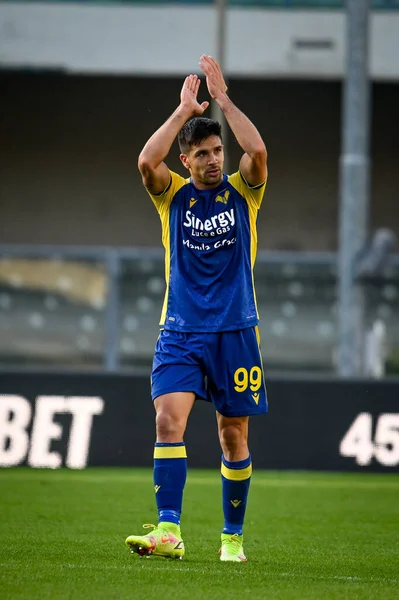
[148,170,266,332]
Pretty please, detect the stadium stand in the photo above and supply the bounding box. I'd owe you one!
[0,251,398,372]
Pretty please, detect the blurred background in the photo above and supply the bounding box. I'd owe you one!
[0,0,398,376]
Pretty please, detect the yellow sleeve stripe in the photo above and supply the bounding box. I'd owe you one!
[239,171,267,190]
[147,175,173,197]
[153,446,187,459]
[221,462,252,481]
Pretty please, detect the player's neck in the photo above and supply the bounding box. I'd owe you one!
[191,175,225,191]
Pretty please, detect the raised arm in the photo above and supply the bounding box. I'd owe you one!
[199,55,267,187]
[138,75,209,195]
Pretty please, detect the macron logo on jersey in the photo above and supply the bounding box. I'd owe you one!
[183,209,235,233]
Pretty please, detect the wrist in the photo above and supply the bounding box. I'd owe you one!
[176,103,196,121]
[215,93,232,112]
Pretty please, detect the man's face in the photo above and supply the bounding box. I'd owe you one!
[180,135,224,188]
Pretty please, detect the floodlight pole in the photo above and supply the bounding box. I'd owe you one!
[337,0,371,376]
[211,0,229,174]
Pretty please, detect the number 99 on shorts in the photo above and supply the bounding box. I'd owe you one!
[233,366,262,393]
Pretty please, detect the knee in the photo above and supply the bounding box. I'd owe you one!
[156,410,187,442]
[219,423,247,455]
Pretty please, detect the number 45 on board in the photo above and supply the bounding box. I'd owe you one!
[339,413,399,467]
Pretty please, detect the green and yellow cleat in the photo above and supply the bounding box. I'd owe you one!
[219,533,247,562]
[125,522,185,560]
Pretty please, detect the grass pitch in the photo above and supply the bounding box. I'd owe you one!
[0,469,398,600]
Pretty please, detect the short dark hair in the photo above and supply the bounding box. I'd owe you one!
[178,117,222,154]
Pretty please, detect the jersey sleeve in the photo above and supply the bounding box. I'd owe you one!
[147,170,187,216]
[228,171,267,209]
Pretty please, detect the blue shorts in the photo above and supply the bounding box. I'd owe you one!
[151,327,268,418]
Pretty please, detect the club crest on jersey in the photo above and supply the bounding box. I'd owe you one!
[215,190,230,204]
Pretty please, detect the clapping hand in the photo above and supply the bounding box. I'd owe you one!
[180,74,209,116]
[199,55,228,101]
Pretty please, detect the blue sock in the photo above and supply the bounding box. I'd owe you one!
[153,442,187,526]
[221,454,252,536]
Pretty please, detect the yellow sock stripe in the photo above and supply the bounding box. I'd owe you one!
[221,462,252,481]
[153,446,187,459]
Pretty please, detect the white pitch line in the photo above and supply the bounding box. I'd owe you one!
[279,572,399,584]
[0,562,206,573]
[0,562,398,584]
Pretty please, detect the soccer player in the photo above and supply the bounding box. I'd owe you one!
[125,55,268,562]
